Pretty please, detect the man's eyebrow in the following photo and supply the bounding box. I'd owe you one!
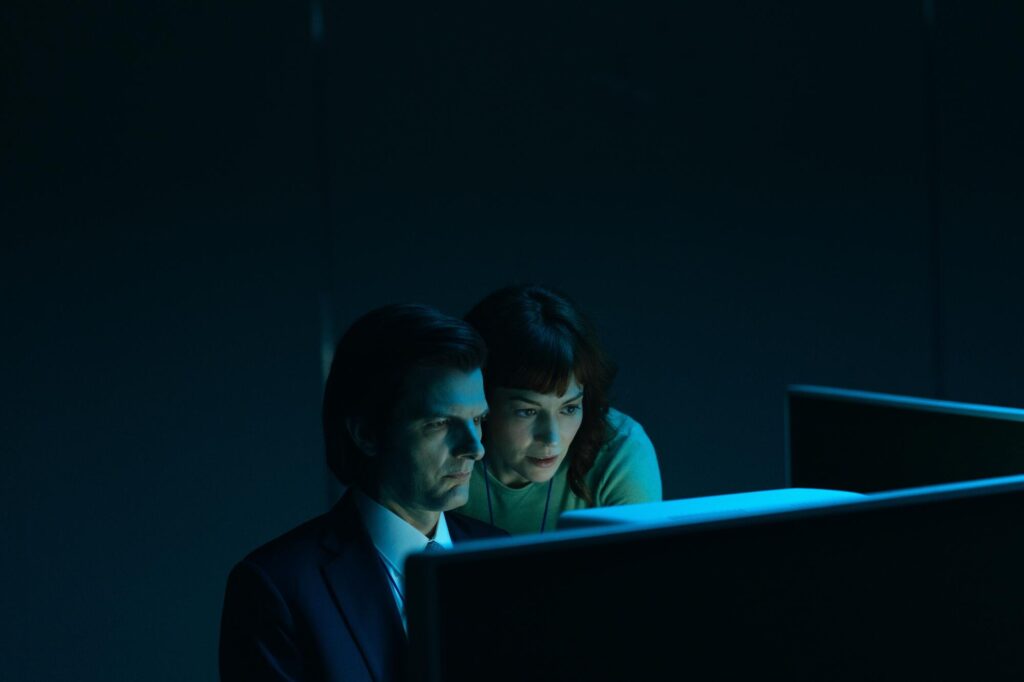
[422,406,490,420]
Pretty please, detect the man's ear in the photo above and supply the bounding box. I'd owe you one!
[345,416,378,457]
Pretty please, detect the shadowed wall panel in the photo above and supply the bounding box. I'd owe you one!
[2,2,323,680]
[324,0,934,498]
[937,0,1024,408]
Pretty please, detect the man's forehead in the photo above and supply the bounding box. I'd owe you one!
[400,366,487,413]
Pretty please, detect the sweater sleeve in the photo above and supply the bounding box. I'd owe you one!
[592,411,663,506]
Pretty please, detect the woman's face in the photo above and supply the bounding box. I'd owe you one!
[483,376,584,487]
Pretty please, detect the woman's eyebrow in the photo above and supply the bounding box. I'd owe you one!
[509,395,542,406]
[561,391,585,405]
[509,390,584,406]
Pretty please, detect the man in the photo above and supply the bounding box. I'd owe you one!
[219,304,505,681]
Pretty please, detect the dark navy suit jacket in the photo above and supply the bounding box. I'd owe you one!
[219,491,505,682]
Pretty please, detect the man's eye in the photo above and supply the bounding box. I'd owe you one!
[473,414,488,425]
[426,419,449,430]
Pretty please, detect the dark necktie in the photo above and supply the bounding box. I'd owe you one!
[424,540,445,553]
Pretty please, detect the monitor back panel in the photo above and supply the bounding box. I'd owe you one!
[788,387,1024,492]
[407,481,1024,681]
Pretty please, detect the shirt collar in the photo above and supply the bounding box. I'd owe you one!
[352,489,453,576]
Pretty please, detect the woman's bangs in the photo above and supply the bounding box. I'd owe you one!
[499,330,577,396]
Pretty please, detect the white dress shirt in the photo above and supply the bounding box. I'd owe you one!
[351,489,453,632]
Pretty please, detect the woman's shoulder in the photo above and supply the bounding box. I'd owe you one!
[588,407,662,504]
[603,408,651,450]
[592,408,657,470]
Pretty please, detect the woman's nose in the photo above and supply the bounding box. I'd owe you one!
[535,416,560,446]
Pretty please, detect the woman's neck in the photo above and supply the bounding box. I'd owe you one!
[487,458,532,489]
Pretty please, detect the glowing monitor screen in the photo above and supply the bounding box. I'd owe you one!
[558,487,865,530]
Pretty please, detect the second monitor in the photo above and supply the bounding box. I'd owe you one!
[787,384,1024,492]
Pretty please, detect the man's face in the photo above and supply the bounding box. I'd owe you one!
[375,366,489,516]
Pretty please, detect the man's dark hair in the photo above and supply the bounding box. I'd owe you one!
[322,303,487,487]
[464,285,617,507]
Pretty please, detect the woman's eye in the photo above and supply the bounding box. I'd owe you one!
[515,408,537,418]
[562,404,582,416]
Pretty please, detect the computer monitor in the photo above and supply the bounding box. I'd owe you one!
[787,384,1024,492]
[406,474,1024,681]
[558,487,865,530]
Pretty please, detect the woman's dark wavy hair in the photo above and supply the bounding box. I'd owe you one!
[322,303,487,487]
[464,285,617,507]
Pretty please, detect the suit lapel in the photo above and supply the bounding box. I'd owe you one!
[447,511,502,543]
[320,494,407,682]
[447,516,472,544]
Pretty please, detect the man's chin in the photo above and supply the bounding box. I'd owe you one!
[437,486,471,511]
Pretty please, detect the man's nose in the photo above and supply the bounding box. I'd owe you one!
[454,420,485,460]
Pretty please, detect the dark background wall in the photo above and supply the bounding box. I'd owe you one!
[2,1,1021,679]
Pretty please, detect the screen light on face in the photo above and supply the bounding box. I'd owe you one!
[482,377,584,488]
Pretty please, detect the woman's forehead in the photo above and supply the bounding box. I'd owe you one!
[495,376,584,401]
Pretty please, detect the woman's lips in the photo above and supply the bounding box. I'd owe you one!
[527,455,559,468]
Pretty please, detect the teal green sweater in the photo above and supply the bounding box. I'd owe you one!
[461,408,662,535]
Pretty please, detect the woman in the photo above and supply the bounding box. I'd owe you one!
[460,284,662,534]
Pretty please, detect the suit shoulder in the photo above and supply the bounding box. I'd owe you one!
[236,511,334,578]
[447,511,509,540]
